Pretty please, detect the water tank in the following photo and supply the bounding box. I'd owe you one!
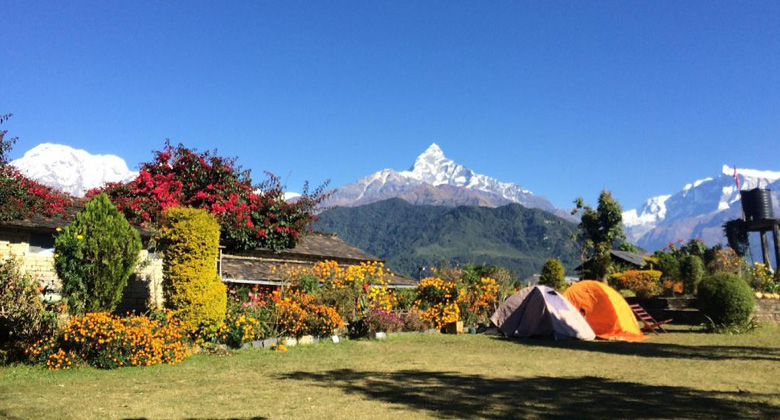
[740,188,774,221]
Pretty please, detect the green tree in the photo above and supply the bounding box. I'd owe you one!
[54,193,142,315]
[160,207,226,335]
[572,190,625,281]
[679,255,705,294]
[539,258,566,290]
[654,251,681,281]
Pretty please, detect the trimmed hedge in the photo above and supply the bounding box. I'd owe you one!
[54,193,141,315]
[160,207,226,336]
[697,272,754,327]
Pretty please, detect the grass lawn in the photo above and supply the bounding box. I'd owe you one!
[1,325,779,420]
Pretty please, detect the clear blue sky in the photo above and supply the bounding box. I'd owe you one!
[2,1,779,209]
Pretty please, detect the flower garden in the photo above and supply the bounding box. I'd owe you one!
[1,138,779,419]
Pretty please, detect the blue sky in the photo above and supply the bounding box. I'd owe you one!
[2,1,779,209]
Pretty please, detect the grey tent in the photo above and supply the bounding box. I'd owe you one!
[490,285,595,340]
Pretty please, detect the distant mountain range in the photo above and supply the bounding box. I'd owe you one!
[623,165,780,250]
[324,143,573,220]
[313,198,581,279]
[11,143,137,196]
[11,142,780,254]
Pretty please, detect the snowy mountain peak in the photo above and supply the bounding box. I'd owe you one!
[416,143,444,161]
[624,164,780,247]
[11,143,137,197]
[326,143,566,217]
[722,164,780,182]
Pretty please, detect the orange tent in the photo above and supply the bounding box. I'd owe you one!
[563,280,647,342]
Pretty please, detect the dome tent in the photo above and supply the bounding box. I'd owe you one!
[490,285,595,340]
[563,280,647,342]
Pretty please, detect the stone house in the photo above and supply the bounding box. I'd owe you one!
[0,214,415,313]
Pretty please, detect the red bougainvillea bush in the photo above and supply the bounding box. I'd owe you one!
[88,141,328,251]
[0,117,71,221]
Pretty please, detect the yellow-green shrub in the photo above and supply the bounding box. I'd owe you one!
[610,270,662,298]
[160,207,226,335]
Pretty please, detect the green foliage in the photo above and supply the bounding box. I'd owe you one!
[160,207,226,335]
[54,193,141,315]
[392,288,418,310]
[679,255,705,294]
[697,272,754,328]
[539,258,566,290]
[313,198,581,280]
[572,191,625,280]
[654,251,681,281]
[0,259,51,359]
[618,242,640,253]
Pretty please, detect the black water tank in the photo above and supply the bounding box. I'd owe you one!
[740,188,774,221]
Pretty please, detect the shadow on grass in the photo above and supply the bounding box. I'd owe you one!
[502,337,780,362]
[123,417,268,420]
[279,369,779,420]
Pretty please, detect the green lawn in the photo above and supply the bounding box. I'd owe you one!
[1,326,779,420]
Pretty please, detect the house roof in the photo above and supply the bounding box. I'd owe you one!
[222,232,417,287]
[609,250,648,267]
[0,207,154,237]
[575,249,649,271]
[226,231,379,264]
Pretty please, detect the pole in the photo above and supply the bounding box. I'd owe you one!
[760,230,771,265]
[773,223,780,271]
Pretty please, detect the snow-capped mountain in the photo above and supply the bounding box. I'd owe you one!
[624,165,780,250]
[11,143,137,197]
[326,143,568,217]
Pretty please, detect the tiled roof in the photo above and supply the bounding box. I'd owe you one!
[222,232,417,287]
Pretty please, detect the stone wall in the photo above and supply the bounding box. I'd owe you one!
[0,229,60,288]
[754,299,780,324]
[0,232,163,313]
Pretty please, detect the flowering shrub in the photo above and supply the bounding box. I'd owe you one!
[89,141,327,251]
[610,270,663,299]
[662,279,684,296]
[0,259,49,343]
[276,260,394,325]
[400,309,431,332]
[215,313,261,348]
[415,277,461,329]
[707,248,746,275]
[272,289,343,338]
[363,308,403,333]
[0,166,71,222]
[747,263,777,293]
[26,312,190,369]
[458,277,500,326]
[0,121,70,221]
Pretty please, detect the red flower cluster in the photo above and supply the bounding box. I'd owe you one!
[0,166,70,221]
[89,141,328,251]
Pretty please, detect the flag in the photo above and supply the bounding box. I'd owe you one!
[733,166,740,189]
